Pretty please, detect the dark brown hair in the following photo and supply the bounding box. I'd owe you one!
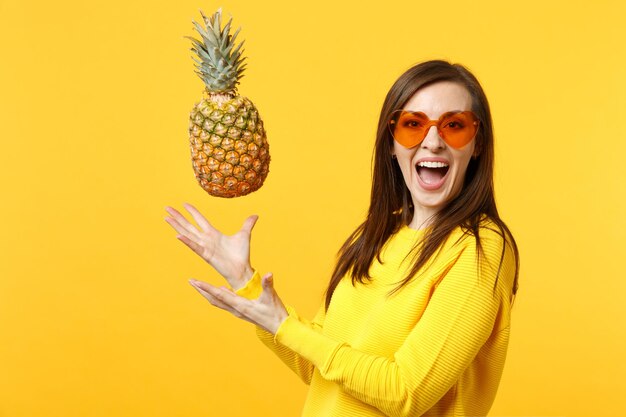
[325,60,520,310]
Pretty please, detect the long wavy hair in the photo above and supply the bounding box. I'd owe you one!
[324,60,520,310]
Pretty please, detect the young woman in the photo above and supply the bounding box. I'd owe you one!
[165,60,520,417]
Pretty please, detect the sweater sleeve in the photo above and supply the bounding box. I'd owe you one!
[234,271,326,385]
[273,229,514,417]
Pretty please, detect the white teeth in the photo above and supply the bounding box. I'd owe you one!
[417,161,449,168]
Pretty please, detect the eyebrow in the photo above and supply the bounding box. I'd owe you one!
[399,110,466,118]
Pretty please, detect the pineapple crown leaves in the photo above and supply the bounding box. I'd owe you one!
[186,8,247,94]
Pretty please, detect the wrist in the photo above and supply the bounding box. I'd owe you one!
[270,309,289,335]
[231,265,254,291]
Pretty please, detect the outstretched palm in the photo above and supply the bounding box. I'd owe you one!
[164,203,258,290]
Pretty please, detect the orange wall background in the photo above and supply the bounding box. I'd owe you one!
[1,0,625,416]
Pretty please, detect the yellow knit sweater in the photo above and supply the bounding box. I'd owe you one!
[237,218,517,417]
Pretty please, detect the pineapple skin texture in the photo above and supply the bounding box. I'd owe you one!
[189,95,270,198]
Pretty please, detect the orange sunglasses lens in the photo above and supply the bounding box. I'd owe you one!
[389,111,479,149]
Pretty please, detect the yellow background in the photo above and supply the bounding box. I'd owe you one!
[1,0,624,416]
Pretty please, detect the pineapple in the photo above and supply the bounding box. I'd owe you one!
[187,9,270,198]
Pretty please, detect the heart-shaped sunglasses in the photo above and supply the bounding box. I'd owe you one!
[389,110,480,149]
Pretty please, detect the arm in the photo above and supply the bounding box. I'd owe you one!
[272,231,514,416]
[235,271,326,385]
[165,204,323,383]
[183,210,514,416]
[165,205,322,384]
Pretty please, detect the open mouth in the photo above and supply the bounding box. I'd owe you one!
[416,161,449,186]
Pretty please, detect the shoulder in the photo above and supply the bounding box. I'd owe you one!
[444,215,517,294]
[447,215,511,254]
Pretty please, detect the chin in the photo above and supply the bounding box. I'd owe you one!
[410,182,459,214]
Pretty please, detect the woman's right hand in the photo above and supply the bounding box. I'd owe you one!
[164,202,258,291]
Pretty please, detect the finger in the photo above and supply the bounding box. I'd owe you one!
[183,202,214,233]
[192,281,266,327]
[201,283,254,321]
[165,217,204,254]
[190,279,222,298]
[211,284,247,308]
[165,207,202,239]
[165,216,199,242]
[192,280,242,308]
[240,215,259,235]
[176,234,205,257]
[189,280,240,314]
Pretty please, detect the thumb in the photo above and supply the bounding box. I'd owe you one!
[260,272,274,299]
[241,214,259,234]
[262,272,273,289]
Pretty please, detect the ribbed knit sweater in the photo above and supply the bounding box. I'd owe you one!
[237,218,517,417]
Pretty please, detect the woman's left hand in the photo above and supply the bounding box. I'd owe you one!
[189,272,288,334]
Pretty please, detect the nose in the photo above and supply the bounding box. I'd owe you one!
[421,125,445,151]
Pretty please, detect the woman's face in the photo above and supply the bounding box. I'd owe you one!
[392,81,477,227]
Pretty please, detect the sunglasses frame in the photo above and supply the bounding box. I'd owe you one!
[388,110,480,149]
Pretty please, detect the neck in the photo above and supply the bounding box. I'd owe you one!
[409,205,438,230]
